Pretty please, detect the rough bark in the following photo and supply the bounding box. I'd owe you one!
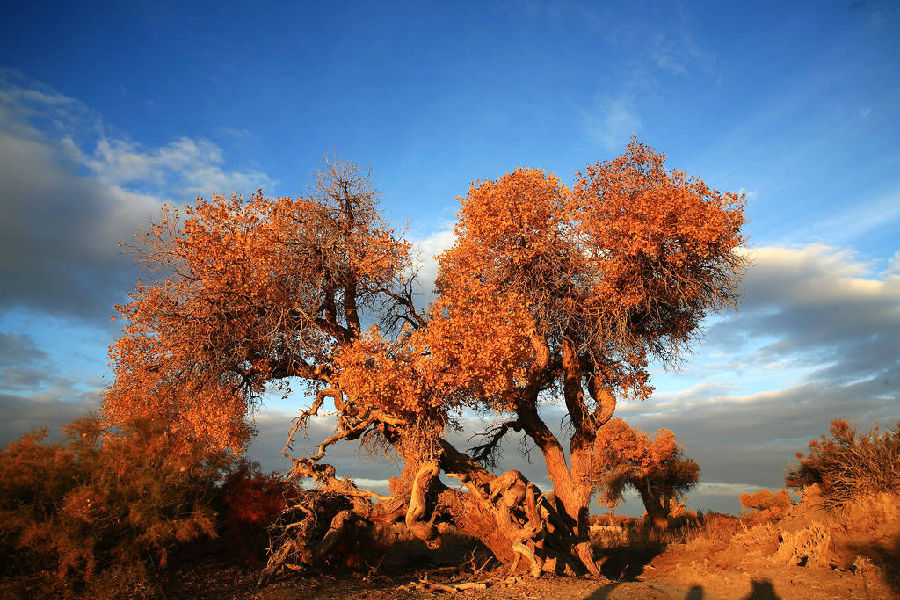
[266,430,603,580]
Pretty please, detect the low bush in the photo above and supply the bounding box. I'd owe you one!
[0,414,232,585]
[786,419,900,508]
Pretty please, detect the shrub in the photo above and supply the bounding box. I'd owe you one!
[786,419,900,508]
[739,489,792,524]
[220,459,298,561]
[0,414,232,583]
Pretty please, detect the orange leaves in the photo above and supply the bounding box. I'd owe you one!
[431,143,745,416]
[571,138,746,357]
[334,326,433,415]
[591,418,680,475]
[418,288,535,409]
[437,168,575,319]
[104,159,415,451]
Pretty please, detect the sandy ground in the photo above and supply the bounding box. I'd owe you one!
[157,546,890,600]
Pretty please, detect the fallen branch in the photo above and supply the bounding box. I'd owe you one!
[404,579,489,593]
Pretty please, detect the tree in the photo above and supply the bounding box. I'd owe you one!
[739,489,791,524]
[591,418,699,529]
[103,141,745,577]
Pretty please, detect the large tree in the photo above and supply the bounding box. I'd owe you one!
[104,141,745,577]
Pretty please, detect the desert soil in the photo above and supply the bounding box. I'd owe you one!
[158,544,889,600]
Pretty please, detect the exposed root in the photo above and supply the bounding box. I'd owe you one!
[405,461,441,548]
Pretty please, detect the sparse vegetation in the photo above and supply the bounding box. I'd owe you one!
[786,419,900,508]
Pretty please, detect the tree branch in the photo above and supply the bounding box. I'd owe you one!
[378,286,428,329]
[468,420,523,468]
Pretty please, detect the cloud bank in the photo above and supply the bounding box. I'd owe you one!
[0,75,274,321]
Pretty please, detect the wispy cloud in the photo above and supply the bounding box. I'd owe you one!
[796,191,900,244]
[582,94,641,151]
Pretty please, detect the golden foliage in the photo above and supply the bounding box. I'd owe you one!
[786,419,900,508]
[591,418,699,514]
[0,416,229,582]
[104,160,413,451]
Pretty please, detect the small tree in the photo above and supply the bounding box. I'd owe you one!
[590,418,699,529]
[0,415,229,583]
[739,489,791,524]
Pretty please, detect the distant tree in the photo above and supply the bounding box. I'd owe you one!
[104,141,745,577]
[786,419,900,508]
[590,418,699,529]
[739,489,791,524]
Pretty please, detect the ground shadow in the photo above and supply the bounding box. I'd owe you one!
[583,578,783,600]
[595,543,666,581]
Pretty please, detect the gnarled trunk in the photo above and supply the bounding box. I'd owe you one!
[265,439,600,579]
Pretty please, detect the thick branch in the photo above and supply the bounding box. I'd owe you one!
[587,373,616,429]
[405,461,440,547]
[561,338,587,434]
[343,281,361,335]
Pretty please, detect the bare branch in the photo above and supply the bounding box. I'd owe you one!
[468,420,523,468]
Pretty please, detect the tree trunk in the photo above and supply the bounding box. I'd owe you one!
[637,484,670,530]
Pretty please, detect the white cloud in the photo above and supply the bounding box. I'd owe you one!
[408,226,456,306]
[0,75,275,320]
[583,95,641,151]
[85,136,273,198]
[707,244,899,384]
[694,482,765,497]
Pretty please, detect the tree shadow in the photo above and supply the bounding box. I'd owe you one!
[582,583,620,599]
[744,579,780,599]
[685,584,703,599]
[584,578,782,600]
[595,543,666,581]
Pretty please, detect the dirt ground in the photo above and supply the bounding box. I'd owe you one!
[3,492,897,600]
[166,523,896,600]
[159,545,888,600]
[1,541,892,600]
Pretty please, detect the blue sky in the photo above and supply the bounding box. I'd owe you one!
[1,0,897,515]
